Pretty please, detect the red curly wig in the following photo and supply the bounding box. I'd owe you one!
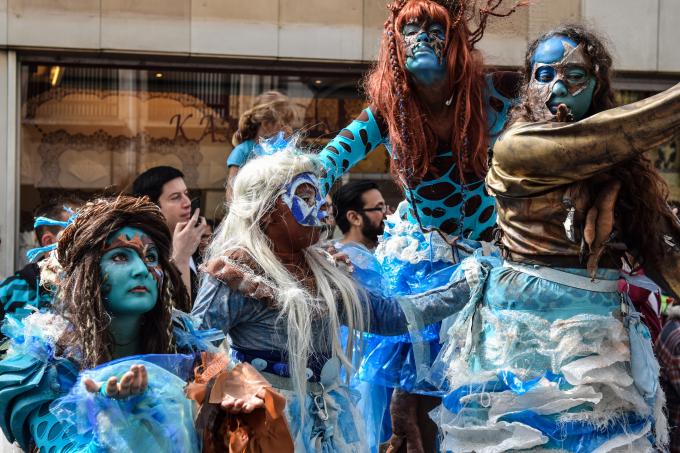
[365,0,488,186]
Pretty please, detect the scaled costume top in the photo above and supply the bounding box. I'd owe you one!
[318,72,519,239]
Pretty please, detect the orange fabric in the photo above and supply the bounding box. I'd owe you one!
[187,355,294,453]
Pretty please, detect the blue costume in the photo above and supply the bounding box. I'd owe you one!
[319,73,515,238]
[317,73,517,407]
[227,139,257,168]
[421,76,680,451]
[192,253,474,453]
[0,310,222,452]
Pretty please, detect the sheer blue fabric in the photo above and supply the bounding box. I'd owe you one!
[50,355,199,453]
[428,257,665,452]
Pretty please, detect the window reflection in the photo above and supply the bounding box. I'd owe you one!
[18,64,388,265]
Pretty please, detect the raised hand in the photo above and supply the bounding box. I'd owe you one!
[83,364,148,399]
[555,103,571,122]
[220,388,266,414]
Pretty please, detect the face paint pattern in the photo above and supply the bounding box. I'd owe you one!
[102,229,164,292]
[281,173,326,227]
[402,21,446,64]
[527,38,596,121]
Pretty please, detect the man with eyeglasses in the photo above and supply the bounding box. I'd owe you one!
[333,180,391,251]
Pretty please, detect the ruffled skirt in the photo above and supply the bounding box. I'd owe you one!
[430,260,666,453]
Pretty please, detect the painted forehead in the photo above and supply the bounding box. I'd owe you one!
[288,172,320,191]
[103,226,155,253]
[531,35,580,65]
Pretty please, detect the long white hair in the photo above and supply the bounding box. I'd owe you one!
[207,150,365,408]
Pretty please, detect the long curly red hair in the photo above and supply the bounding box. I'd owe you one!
[365,0,488,186]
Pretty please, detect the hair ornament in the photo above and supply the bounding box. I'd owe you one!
[26,206,79,263]
[252,131,298,158]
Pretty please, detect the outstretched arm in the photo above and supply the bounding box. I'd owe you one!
[488,83,680,197]
[359,273,472,336]
[318,106,386,195]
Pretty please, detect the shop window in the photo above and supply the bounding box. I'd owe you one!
[18,63,392,266]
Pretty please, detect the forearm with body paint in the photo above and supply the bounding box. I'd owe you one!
[318,107,385,195]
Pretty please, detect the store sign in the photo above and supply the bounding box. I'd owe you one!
[170,113,229,143]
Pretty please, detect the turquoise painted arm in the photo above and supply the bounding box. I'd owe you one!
[318,107,384,195]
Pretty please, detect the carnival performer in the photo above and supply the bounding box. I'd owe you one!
[192,148,479,453]
[317,1,523,448]
[0,196,223,452]
[417,25,680,452]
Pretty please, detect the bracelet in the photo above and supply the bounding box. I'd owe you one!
[99,384,110,398]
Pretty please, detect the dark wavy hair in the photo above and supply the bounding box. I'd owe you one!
[512,24,615,122]
[514,24,680,266]
[56,196,190,368]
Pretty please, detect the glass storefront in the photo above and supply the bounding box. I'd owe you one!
[17,62,393,264]
[13,60,680,267]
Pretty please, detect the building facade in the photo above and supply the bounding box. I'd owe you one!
[0,0,678,276]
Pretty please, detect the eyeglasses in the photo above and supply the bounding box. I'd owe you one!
[359,205,390,214]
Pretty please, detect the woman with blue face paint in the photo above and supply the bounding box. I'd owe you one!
[317,1,525,449]
[422,25,680,451]
[0,196,224,452]
[192,147,486,452]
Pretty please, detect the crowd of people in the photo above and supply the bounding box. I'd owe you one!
[0,0,679,452]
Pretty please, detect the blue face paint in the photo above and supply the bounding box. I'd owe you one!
[402,21,447,85]
[100,226,160,316]
[281,173,326,227]
[528,35,596,121]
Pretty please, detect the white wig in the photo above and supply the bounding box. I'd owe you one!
[207,149,365,410]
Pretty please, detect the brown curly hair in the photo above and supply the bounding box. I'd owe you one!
[513,24,680,266]
[56,195,190,368]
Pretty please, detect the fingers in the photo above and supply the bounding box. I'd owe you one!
[122,365,148,396]
[556,103,570,122]
[174,221,188,234]
[221,395,237,412]
[190,208,200,225]
[232,399,245,412]
[83,378,100,393]
[128,366,142,394]
[95,366,149,400]
[221,395,248,413]
[118,371,134,398]
[332,252,351,266]
[138,365,148,394]
[105,376,118,398]
[242,395,265,413]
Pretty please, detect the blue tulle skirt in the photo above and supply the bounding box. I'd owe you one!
[336,207,481,449]
[426,258,667,452]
